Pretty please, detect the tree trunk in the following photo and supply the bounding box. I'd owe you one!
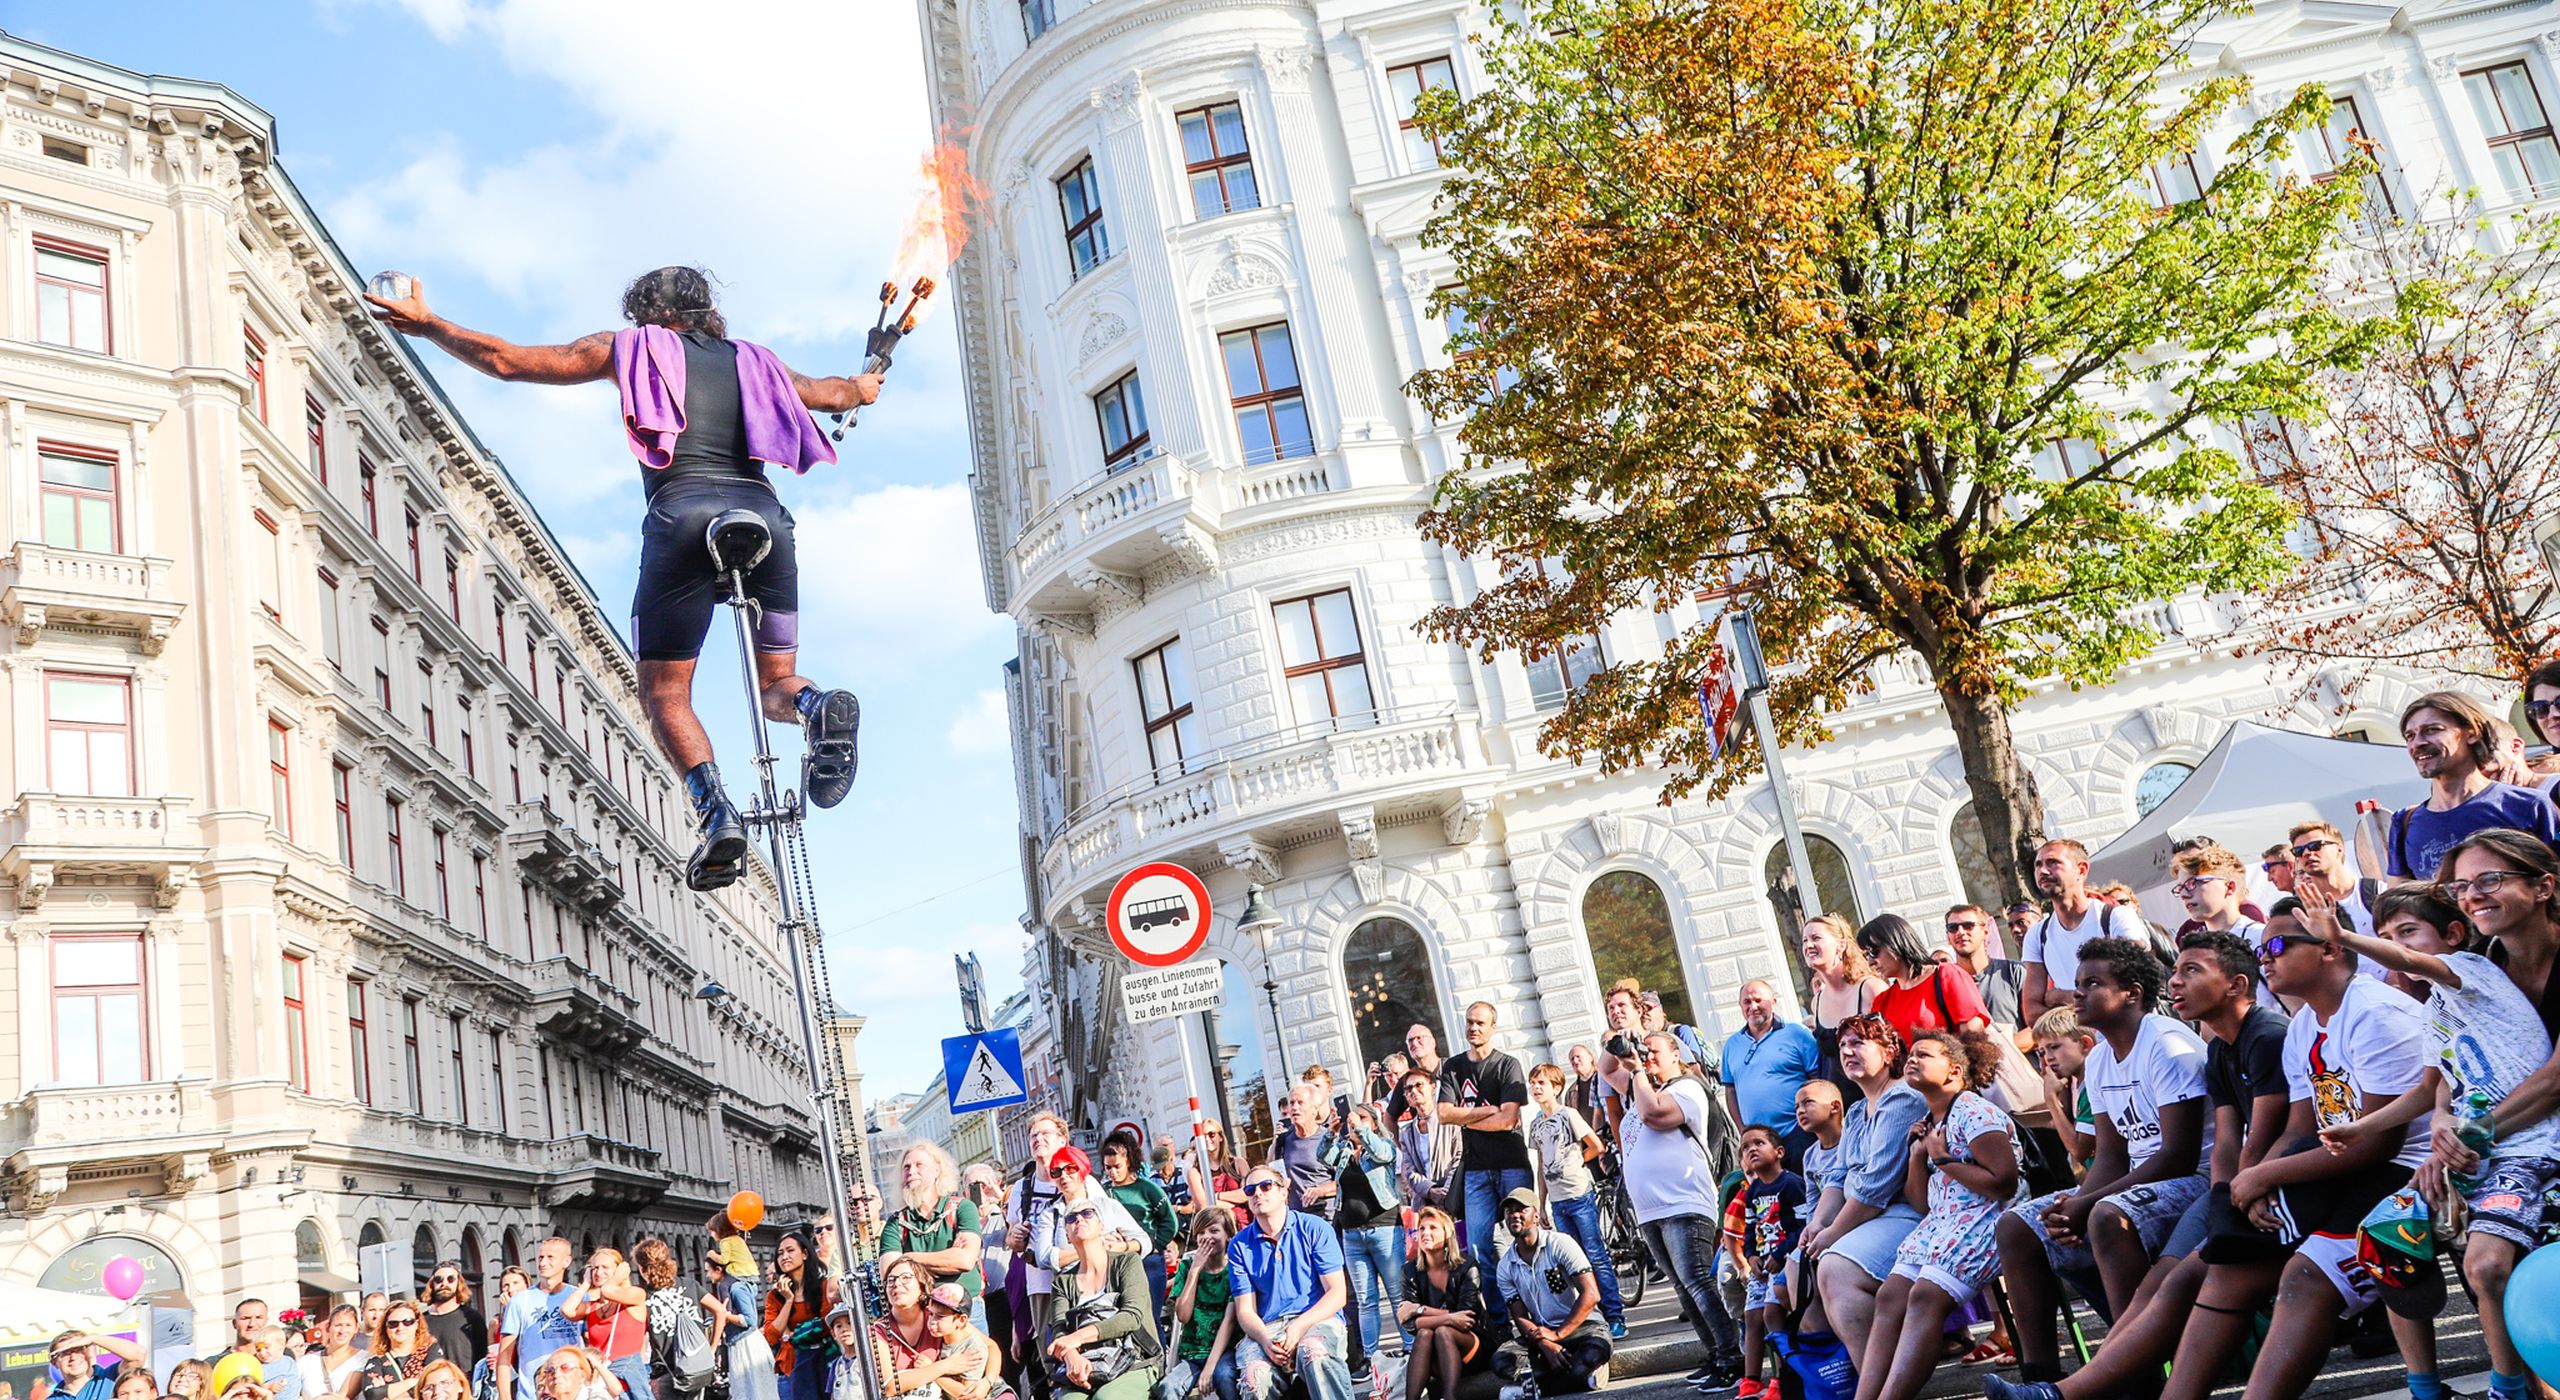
[1940,683,2049,910]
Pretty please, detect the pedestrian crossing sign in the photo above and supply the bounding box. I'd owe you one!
[943,1027,1030,1114]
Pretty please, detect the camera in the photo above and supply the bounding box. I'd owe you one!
[1604,1031,1640,1062]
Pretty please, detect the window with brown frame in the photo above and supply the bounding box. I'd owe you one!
[406,509,424,583]
[1095,369,1152,468]
[348,976,373,1105]
[360,459,380,536]
[34,236,109,353]
[1133,637,1202,778]
[2465,63,2560,198]
[269,720,293,838]
[1272,589,1375,725]
[402,996,424,1114]
[255,509,283,623]
[1220,323,1313,465]
[37,443,119,553]
[2148,153,2204,208]
[282,953,310,1093]
[244,329,269,423]
[52,934,146,1086]
[334,761,355,865]
[2304,95,2397,222]
[307,396,331,485]
[1178,103,1261,218]
[1388,57,1459,169]
[385,795,407,900]
[46,672,132,796]
[1058,158,1109,277]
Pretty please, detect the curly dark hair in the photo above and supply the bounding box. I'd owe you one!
[622,265,726,338]
[1907,1028,2002,1091]
[2174,929,2262,987]
[2076,935,2165,1011]
[1834,1012,1906,1076]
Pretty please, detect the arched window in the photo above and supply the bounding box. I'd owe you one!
[358,1220,386,1252]
[413,1223,438,1293]
[295,1220,328,1272]
[1764,835,1863,943]
[1186,960,1277,1165]
[461,1226,485,1295]
[1342,918,1450,1089]
[502,1227,522,1268]
[2135,761,2194,818]
[1582,871,1694,1030]
[1949,801,2004,914]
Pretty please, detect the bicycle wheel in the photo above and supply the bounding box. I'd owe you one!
[1601,1179,1649,1308]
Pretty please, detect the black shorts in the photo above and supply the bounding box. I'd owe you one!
[2197,1137,2410,1266]
[631,479,799,661]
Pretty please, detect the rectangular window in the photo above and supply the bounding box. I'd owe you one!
[460,700,477,781]
[473,854,490,939]
[282,953,309,1093]
[2466,63,2560,198]
[1022,0,1054,39]
[318,569,344,670]
[34,236,109,353]
[2148,153,2204,207]
[1178,103,1260,218]
[244,330,268,423]
[1058,158,1109,277]
[2305,95,2398,223]
[1133,638,1202,778]
[446,555,462,623]
[37,443,119,553]
[555,670,567,727]
[254,509,283,623]
[1095,370,1152,468]
[45,673,132,796]
[360,460,379,537]
[520,880,536,961]
[1220,323,1313,465]
[420,660,438,748]
[488,1029,507,1133]
[41,136,86,165]
[348,977,373,1105]
[406,510,423,584]
[1272,589,1374,724]
[333,761,355,865]
[1389,57,1459,169]
[268,720,293,838]
[306,397,330,486]
[509,737,522,804]
[385,796,406,899]
[495,606,508,663]
[539,1048,557,1137]
[1526,635,1605,711]
[372,617,392,710]
[433,827,452,921]
[449,1011,468,1124]
[402,997,423,1115]
[1441,296,1521,394]
[51,934,146,1086]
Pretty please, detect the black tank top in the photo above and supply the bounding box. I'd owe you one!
[649,331,767,497]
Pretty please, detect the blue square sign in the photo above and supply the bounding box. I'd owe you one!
[944,1027,1029,1114]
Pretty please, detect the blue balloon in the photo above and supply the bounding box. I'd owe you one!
[2511,1243,2560,1384]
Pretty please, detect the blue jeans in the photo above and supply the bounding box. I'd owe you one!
[1643,1213,1739,1363]
[1548,1193,1624,1326]
[1143,1252,1169,1330]
[1463,1167,1535,1313]
[1237,1316,1353,1400]
[1155,1353,1238,1400]
[1340,1222,1406,1354]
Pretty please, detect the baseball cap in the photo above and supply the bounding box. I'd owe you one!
[825,1302,860,1327]
[2357,1185,2446,1320]
[927,1283,968,1314]
[212,1353,264,1398]
[1499,1187,1540,1215]
[1048,1144,1093,1176]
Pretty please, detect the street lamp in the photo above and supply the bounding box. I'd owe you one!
[1239,883,1288,1084]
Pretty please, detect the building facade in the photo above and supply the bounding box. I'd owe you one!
[922,0,2560,1140]
[0,35,828,1339]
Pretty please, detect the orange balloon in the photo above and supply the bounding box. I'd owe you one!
[728,1190,765,1231]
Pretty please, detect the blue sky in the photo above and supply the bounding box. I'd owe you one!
[12,1,1026,1101]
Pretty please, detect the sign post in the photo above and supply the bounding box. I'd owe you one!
[1106,862,1223,1225]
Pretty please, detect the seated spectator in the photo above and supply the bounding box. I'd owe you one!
[872,1258,948,1399]
[1792,1078,1848,1296]
[927,1285,1013,1400]
[1399,1208,1488,1400]
[1858,915,1991,1045]
[883,1143,988,1305]
[1490,1190,1610,1400]
[2386,691,2560,879]
[1528,1060,1624,1339]
[1102,1131,1183,1323]
[1050,1196,1165,1400]
[1858,1030,2020,1400]
[1227,1164,1353,1400]
[2170,845,2264,950]
[168,1363,215,1400]
[1159,1206,1241,1400]
[1729,1125,1806,1398]
[42,1332,145,1400]
[410,1364,464,1400]
[1041,1145,1154,1270]
[2028,1008,2096,1173]
[1805,1016,1929,1369]
[1996,938,2209,1382]
[529,1349,608,1400]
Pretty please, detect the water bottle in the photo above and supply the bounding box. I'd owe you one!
[2353,798,2390,881]
[2453,1089,2496,1192]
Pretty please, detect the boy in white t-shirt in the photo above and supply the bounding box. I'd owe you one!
[1527,1061,1625,1337]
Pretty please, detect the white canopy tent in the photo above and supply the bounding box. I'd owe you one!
[2085,719,2426,927]
[0,1278,142,1334]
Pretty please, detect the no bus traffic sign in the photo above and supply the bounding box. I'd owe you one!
[1105,861,1213,967]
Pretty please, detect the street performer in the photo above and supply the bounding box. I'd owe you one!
[365,267,876,892]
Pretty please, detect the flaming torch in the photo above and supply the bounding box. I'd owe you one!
[829,135,984,439]
[830,276,937,439]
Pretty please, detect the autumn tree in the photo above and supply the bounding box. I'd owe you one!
[1410,0,2378,904]
[2245,199,2560,686]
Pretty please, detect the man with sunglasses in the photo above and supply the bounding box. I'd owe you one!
[2285,820,2386,956]
[1228,1164,1354,1400]
[39,1332,143,1400]
[1942,905,2027,1035]
[422,1262,489,1372]
[2259,844,2298,895]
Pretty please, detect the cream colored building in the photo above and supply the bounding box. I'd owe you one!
[0,34,826,1341]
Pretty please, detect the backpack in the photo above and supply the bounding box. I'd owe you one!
[667,1296,719,1395]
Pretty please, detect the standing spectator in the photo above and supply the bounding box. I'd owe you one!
[1048,1200,1164,1400]
[2260,844,2297,895]
[2388,690,2560,877]
[2525,657,2560,783]
[499,1239,586,1400]
[530,1351,609,1400]
[1006,1112,1073,1379]
[1159,1207,1241,1400]
[493,1268,532,1349]
[1995,939,2209,1384]
[1527,1063,1624,1339]
[1728,1125,1807,1400]
[2021,839,2149,1020]
[2288,822,2386,947]
[411,1364,462,1400]
[304,1309,367,1400]
[566,1249,651,1400]
[423,1264,489,1374]
[884,1143,988,1305]
[1405,1025,1444,1085]
[2169,846,2266,948]
[1227,1164,1354,1400]
[762,1228,838,1400]
[1804,1016,1927,1374]
[168,1364,214,1400]
[704,1234,777,1400]
[1396,1071,1462,1215]
[232,1302,275,1358]
[1943,906,2027,1035]
[363,1298,393,1358]
[633,1239,697,1400]
[1180,1120,1251,1229]
[1563,1046,1609,1145]
[1858,1030,2020,1400]
[1802,916,1884,1103]
[1720,979,1821,1161]
[1859,915,1991,1043]
[1398,1208,1488,1400]
[355,1299,447,1400]
[1331,1101,1406,1369]
[1593,980,1651,1137]
[1273,1085,1340,1218]
[41,1333,144,1400]
[2002,903,2042,953]
[1102,1131,1182,1323]
[1489,1190,1610,1400]
[1611,1030,1743,1387]
[967,1165,1014,1379]
[852,1185,888,1262]
[1437,1001,1533,1316]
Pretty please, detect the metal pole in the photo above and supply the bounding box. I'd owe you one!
[725,579,885,1400]
[1730,612,1824,922]
[1174,1020,1218,1221]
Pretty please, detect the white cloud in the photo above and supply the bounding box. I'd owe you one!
[828,917,1029,1094]
[946,688,1012,756]
[789,482,1008,672]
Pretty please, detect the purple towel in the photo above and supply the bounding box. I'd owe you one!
[613,326,838,475]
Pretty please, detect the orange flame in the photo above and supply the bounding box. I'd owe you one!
[888,132,988,327]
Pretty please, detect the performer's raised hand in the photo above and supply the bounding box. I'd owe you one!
[364,278,435,335]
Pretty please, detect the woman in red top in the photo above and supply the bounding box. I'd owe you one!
[566,1248,651,1399]
[1857,914,1992,1045]
[763,1227,838,1400]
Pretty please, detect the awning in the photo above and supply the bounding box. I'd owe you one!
[0,1280,142,1334]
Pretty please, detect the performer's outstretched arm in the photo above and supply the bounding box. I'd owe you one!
[365,280,612,385]
[788,367,886,413]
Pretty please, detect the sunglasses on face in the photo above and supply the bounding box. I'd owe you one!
[1944,922,1979,933]
[388,1319,419,1330]
[1065,1206,1100,1223]
[432,1274,458,1284]
[2258,933,2328,961]
[1243,1179,1284,1195]
[2446,870,2538,900]
[2262,860,2292,873]
[2526,699,2558,719]
[2290,839,2336,858]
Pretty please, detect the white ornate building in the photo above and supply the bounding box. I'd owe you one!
[0,34,829,1339]
[923,0,2560,1143]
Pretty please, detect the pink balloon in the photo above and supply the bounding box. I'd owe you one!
[101,1255,143,1301]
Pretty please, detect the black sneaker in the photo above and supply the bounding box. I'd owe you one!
[683,762,750,891]
[798,688,861,809]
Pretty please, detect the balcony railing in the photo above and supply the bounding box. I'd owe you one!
[1,793,203,910]
[0,542,184,654]
[1012,453,1215,617]
[526,956,647,1053]
[0,1078,220,1168]
[544,1131,666,1210]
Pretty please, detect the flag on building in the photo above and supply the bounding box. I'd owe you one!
[1695,615,1744,759]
